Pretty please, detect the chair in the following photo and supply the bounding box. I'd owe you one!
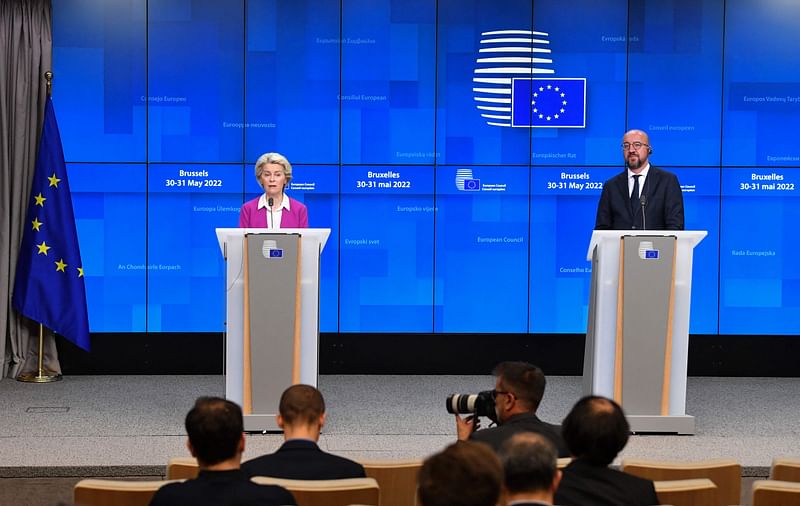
[623,458,740,506]
[770,458,800,482]
[752,479,800,506]
[74,479,178,506]
[360,458,422,506]
[252,476,380,506]
[166,456,200,479]
[654,478,718,506]
[557,457,573,469]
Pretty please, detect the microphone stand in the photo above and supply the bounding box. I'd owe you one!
[267,197,274,229]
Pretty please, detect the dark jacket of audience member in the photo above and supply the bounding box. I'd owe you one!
[470,411,568,457]
[554,396,658,506]
[242,384,365,480]
[150,397,295,506]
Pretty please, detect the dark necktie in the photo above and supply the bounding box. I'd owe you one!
[630,174,640,214]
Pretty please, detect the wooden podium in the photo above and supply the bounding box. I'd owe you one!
[216,228,330,431]
[584,230,706,434]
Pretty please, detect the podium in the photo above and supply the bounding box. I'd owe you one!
[216,228,330,431]
[584,230,706,434]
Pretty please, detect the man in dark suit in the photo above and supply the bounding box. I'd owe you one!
[595,129,684,230]
[455,361,569,457]
[241,384,366,479]
[149,397,295,506]
[418,441,503,506]
[498,432,562,505]
[554,396,659,506]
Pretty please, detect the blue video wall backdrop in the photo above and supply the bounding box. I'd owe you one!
[52,0,800,336]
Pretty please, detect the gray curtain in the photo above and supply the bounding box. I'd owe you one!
[0,0,61,379]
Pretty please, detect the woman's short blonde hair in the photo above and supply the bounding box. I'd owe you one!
[255,152,292,186]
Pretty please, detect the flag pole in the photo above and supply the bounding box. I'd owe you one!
[16,71,63,383]
[17,323,62,383]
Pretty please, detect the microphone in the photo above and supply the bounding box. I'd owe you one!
[639,195,647,230]
[267,197,274,229]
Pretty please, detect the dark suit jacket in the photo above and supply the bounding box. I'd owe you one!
[149,469,296,506]
[469,412,570,457]
[554,459,659,506]
[241,439,366,480]
[594,166,684,230]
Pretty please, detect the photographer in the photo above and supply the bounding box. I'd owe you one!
[454,362,569,457]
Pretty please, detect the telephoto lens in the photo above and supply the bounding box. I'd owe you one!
[445,390,497,423]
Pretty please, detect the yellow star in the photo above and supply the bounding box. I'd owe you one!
[34,193,46,206]
[55,258,67,272]
[36,241,51,255]
[48,173,61,188]
[31,218,43,231]
[77,267,84,277]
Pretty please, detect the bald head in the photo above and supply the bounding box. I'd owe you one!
[562,396,630,466]
[622,129,652,171]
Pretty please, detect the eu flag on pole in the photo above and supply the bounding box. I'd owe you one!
[511,78,587,128]
[12,97,90,351]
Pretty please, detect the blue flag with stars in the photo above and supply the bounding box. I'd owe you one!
[512,78,586,128]
[12,97,90,351]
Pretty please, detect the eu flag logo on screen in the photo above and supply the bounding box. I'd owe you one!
[12,97,90,350]
[512,78,586,128]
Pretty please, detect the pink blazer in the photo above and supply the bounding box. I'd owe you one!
[239,196,308,228]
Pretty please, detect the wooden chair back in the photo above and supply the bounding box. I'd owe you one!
[74,479,177,506]
[166,456,200,480]
[623,458,739,506]
[360,459,422,506]
[654,478,718,506]
[752,479,800,506]
[771,458,800,482]
[252,476,380,506]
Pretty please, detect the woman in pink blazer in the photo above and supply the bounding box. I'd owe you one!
[239,152,308,228]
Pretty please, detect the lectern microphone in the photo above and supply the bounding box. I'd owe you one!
[267,197,274,228]
[640,195,647,230]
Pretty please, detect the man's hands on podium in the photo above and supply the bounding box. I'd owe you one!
[455,414,481,441]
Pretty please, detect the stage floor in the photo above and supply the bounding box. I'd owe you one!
[1,374,798,479]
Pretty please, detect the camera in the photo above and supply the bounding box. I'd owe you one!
[446,390,498,423]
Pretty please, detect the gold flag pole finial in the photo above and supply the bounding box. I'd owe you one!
[45,71,53,97]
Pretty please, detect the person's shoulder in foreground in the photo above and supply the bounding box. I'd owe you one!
[149,396,296,506]
[242,384,365,480]
[151,469,296,506]
[554,395,658,506]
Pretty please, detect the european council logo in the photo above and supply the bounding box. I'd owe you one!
[473,30,586,128]
[455,168,481,191]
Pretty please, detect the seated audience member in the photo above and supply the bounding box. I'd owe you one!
[455,361,569,457]
[418,441,504,506]
[554,396,658,506]
[150,397,295,506]
[242,384,365,479]
[498,432,561,505]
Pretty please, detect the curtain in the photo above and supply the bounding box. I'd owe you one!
[0,0,60,379]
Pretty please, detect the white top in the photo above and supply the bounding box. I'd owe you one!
[257,192,291,228]
[627,162,651,199]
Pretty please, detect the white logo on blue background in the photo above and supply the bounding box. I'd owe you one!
[473,29,586,128]
[455,168,481,191]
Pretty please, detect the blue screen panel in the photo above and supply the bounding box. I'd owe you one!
[627,0,724,167]
[434,166,529,332]
[669,167,720,334]
[53,0,147,162]
[341,0,436,164]
[281,166,341,333]
[146,164,243,331]
[529,167,615,333]
[719,168,800,334]
[148,0,244,163]
[68,163,147,332]
[245,0,340,164]
[723,1,800,166]
[339,165,434,332]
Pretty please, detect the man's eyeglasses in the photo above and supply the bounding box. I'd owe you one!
[491,389,511,400]
[621,142,649,150]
